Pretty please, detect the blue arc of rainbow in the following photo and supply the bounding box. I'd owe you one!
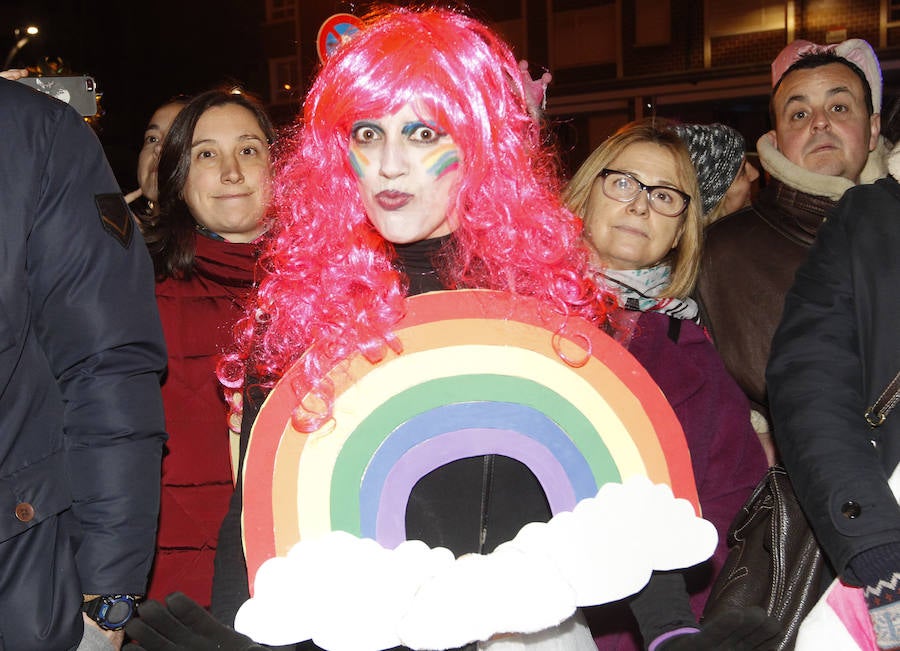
[355,398,602,548]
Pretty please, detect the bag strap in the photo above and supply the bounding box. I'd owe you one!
[666,317,682,344]
[865,370,900,427]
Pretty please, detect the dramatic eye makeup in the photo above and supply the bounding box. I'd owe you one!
[348,118,457,180]
[401,121,446,143]
[351,122,383,144]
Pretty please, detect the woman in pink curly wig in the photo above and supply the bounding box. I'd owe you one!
[124,7,777,651]
[207,4,605,648]
[217,5,600,430]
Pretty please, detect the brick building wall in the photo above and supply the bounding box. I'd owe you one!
[799,0,880,45]
[711,30,787,68]
[621,1,705,76]
[616,0,883,75]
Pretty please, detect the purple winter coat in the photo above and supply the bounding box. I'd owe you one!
[588,311,768,650]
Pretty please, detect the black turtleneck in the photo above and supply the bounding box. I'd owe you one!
[394,234,451,296]
[392,237,552,557]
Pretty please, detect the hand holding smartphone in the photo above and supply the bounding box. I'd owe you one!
[16,75,98,116]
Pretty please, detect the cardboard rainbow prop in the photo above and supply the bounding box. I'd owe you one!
[240,289,699,588]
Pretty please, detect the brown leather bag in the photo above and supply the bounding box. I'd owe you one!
[702,466,825,650]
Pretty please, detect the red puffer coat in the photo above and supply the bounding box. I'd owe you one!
[148,233,259,607]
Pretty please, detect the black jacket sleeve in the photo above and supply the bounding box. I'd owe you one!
[0,77,167,604]
[34,99,168,594]
[767,179,900,579]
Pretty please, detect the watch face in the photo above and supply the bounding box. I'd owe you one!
[83,595,139,630]
[104,599,134,627]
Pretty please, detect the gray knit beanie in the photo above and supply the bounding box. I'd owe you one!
[672,123,746,215]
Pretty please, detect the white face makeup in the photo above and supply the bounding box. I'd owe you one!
[349,103,461,244]
[137,101,184,203]
[583,141,687,271]
[182,103,271,243]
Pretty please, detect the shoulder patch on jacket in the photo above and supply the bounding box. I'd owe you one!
[95,193,134,248]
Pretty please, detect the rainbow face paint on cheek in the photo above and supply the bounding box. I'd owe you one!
[348,144,370,180]
[423,143,460,180]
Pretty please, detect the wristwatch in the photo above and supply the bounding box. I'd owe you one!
[81,594,140,630]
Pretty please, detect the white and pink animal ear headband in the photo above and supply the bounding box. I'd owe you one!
[771,38,882,114]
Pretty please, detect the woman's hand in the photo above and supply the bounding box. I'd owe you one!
[0,68,29,81]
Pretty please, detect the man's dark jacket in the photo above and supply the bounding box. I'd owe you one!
[0,79,167,649]
[697,179,836,415]
[767,176,900,578]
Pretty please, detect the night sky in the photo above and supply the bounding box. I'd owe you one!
[2,0,271,190]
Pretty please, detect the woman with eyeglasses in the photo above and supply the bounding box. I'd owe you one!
[564,119,770,650]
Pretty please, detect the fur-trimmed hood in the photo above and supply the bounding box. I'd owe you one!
[757,130,889,201]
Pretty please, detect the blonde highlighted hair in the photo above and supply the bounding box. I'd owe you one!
[563,118,703,299]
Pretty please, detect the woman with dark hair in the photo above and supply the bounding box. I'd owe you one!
[141,87,276,608]
[144,88,275,277]
[126,95,190,220]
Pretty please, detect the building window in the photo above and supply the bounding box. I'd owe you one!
[708,0,785,37]
[891,1,900,22]
[635,0,671,46]
[553,5,617,67]
[269,57,299,105]
[267,0,297,22]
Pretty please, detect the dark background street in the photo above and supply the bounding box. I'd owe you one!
[1,0,270,190]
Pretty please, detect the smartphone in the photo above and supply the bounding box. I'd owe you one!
[17,75,98,116]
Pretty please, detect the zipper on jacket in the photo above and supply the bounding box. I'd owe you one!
[478,454,495,554]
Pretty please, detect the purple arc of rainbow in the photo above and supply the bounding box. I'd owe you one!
[359,401,598,548]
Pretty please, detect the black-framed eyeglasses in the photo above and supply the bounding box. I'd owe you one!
[598,168,691,218]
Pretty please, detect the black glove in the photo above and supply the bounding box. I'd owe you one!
[124,592,266,651]
[657,607,781,651]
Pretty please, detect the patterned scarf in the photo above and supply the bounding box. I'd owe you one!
[590,264,699,322]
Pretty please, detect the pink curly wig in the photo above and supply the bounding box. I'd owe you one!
[219,4,611,431]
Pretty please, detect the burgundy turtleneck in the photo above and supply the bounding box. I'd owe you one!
[150,232,261,607]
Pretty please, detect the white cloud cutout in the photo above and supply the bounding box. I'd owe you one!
[235,477,718,651]
[397,546,577,649]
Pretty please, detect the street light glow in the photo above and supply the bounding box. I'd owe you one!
[4,25,40,69]
[13,25,40,38]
